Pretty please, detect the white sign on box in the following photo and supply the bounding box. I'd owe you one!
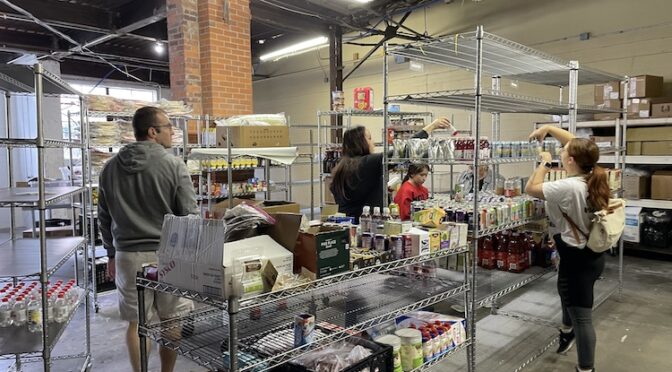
[623,206,643,243]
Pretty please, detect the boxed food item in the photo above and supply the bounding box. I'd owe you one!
[628,75,663,98]
[651,171,672,200]
[395,311,468,348]
[349,248,394,270]
[623,206,643,243]
[295,225,350,279]
[216,125,289,148]
[623,174,649,199]
[402,229,430,257]
[594,81,622,103]
[354,87,374,111]
[652,101,672,118]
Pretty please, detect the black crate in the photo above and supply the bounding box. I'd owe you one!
[88,258,116,292]
[280,337,393,372]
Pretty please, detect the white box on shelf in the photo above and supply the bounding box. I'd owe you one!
[623,206,643,243]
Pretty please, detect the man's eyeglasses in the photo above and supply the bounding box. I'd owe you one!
[152,124,173,130]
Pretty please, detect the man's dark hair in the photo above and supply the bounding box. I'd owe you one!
[132,106,166,140]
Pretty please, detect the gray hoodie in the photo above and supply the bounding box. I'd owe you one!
[98,141,197,257]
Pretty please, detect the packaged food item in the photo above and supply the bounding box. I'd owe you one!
[374,334,403,372]
[395,328,423,371]
[294,313,316,347]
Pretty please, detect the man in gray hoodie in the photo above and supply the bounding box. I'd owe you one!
[98,106,197,372]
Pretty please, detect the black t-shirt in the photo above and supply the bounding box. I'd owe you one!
[331,130,429,220]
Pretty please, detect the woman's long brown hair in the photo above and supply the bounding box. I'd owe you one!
[331,126,371,201]
[567,138,610,210]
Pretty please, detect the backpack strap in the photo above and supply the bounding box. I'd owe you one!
[561,211,590,243]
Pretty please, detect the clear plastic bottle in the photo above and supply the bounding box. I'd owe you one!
[360,206,372,234]
[0,298,13,327]
[12,295,27,327]
[54,293,68,323]
[27,296,42,333]
[371,207,382,234]
[65,286,78,313]
[382,207,392,222]
[47,292,55,323]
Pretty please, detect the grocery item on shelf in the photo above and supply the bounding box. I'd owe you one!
[354,87,374,111]
[89,120,121,146]
[322,146,342,174]
[396,311,467,351]
[477,230,554,272]
[216,113,288,127]
[332,90,345,112]
[0,280,80,331]
[395,328,423,371]
[85,94,191,115]
[293,313,315,347]
[374,334,403,372]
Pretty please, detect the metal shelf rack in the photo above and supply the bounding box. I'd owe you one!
[0,63,92,372]
[138,267,470,372]
[384,26,625,371]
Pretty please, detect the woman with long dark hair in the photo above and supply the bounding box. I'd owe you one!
[525,125,610,372]
[393,163,430,221]
[330,118,451,221]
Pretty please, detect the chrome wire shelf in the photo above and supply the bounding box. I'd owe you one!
[477,216,546,237]
[140,271,469,372]
[0,138,85,148]
[0,289,84,356]
[318,109,432,117]
[388,89,620,115]
[87,111,192,119]
[0,64,79,95]
[388,156,538,166]
[0,237,86,280]
[137,246,469,311]
[0,186,86,207]
[387,31,622,86]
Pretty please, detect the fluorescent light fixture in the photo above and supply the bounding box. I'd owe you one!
[259,36,328,62]
[354,0,373,3]
[154,42,165,54]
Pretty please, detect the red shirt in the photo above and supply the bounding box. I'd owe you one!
[394,181,429,221]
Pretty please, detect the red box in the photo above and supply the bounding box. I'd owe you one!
[354,87,374,111]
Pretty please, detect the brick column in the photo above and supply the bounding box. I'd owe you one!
[168,0,253,117]
[199,0,253,116]
[167,0,202,114]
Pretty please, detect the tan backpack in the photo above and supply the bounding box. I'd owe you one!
[562,198,626,253]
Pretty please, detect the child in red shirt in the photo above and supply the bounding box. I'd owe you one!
[394,163,430,221]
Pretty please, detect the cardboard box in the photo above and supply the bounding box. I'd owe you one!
[652,101,672,118]
[295,225,350,279]
[628,75,663,98]
[212,198,300,217]
[216,125,289,148]
[593,113,621,121]
[591,136,617,148]
[651,171,672,200]
[594,82,622,103]
[623,174,649,199]
[596,99,622,110]
[157,213,301,298]
[627,126,672,142]
[623,206,643,243]
[627,141,672,156]
[627,98,652,118]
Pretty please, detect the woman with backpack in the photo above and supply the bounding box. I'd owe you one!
[525,125,610,372]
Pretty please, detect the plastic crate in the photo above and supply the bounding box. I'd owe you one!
[88,257,115,292]
[281,337,393,372]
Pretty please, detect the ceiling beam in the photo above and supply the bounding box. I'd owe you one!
[113,0,166,33]
[0,0,110,29]
[251,3,328,34]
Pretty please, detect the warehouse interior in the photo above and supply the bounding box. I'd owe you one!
[1,0,672,371]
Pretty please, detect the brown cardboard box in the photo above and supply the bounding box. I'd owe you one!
[626,126,672,141]
[594,113,621,121]
[623,174,650,200]
[628,75,663,98]
[626,141,672,155]
[652,102,672,118]
[627,98,652,118]
[591,136,617,148]
[651,171,672,200]
[596,99,622,110]
[594,82,622,104]
[211,198,300,217]
[216,125,289,148]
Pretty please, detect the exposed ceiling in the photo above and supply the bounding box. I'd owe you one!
[0,0,440,87]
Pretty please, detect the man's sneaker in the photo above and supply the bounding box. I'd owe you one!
[556,329,575,354]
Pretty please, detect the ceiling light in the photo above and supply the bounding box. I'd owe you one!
[154,42,165,54]
[259,36,328,62]
[258,39,265,44]
[354,0,374,3]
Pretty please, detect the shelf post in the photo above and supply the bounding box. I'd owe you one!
[310,130,315,220]
[383,42,390,205]
[5,92,16,240]
[619,77,629,298]
[227,126,233,209]
[228,296,240,371]
[568,61,579,134]
[80,96,92,357]
[491,76,502,193]
[137,276,149,372]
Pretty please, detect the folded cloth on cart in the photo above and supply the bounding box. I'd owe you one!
[189,147,298,165]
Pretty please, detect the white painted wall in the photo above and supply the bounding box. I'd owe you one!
[253,0,672,208]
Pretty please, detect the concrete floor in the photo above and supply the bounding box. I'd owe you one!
[2,255,670,372]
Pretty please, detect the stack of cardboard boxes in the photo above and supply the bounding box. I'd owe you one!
[594,75,672,121]
[623,172,672,201]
